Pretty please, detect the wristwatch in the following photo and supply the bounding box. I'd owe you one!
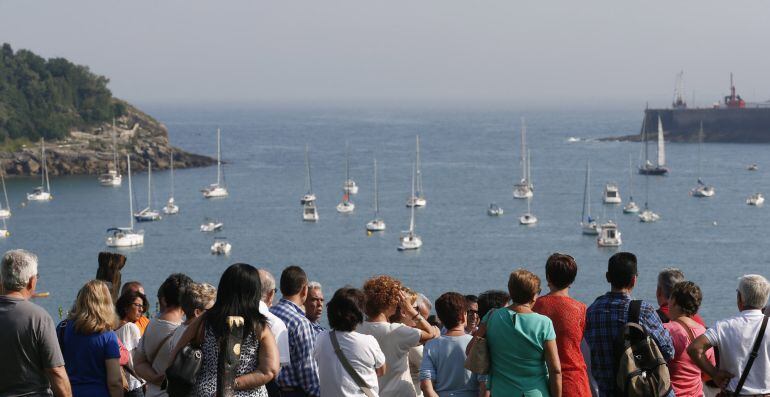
[412,313,423,322]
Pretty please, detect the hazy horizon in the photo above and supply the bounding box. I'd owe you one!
[2,0,769,108]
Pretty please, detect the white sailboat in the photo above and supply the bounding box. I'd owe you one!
[519,196,538,225]
[0,216,9,238]
[163,152,179,214]
[638,174,660,222]
[603,183,622,204]
[406,135,427,207]
[624,155,640,214]
[691,123,715,198]
[597,220,622,247]
[202,128,228,198]
[366,158,386,231]
[134,161,162,222]
[399,164,422,250]
[513,117,534,199]
[639,116,669,175]
[301,145,319,222]
[99,119,122,187]
[581,161,599,235]
[342,143,358,195]
[0,170,11,219]
[27,139,53,201]
[200,218,224,232]
[106,155,144,247]
[211,237,232,255]
[336,146,355,213]
[747,193,764,206]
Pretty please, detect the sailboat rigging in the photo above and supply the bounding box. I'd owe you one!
[134,161,161,222]
[399,163,422,250]
[691,122,715,198]
[623,154,640,213]
[99,119,122,186]
[343,142,358,195]
[164,151,179,214]
[513,117,534,199]
[302,145,319,222]
[407,136,426,207]
[366,158,386,231]
[202,128,228,198]
[639,115,669,175]
[581,161,599,235]
[106,155,144,247]
[0,170,11,219]
[337,144,355,213]
[27,139,53,201]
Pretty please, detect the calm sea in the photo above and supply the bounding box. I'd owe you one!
[4,104,768,324]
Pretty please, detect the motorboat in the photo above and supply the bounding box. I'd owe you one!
[513,118,534,199]
[366,158,386,232]
[580,161,599,235]
[211,237,232,255]
[638,116,669,175]
[99,119,122,187]
[638,207,660,223]
[202,128,228,198]
[134,161,162,222]
[301,193,316,205]
[200,219,224,232]
[747,193,765,206]
[27,139,53,201]
[106,155,144,247]
[487,203,504,216]
[597,220,622,247]
[748,164,759,171]
[303,201,319,222]
[406,136,427,207]
[399,163,422,250]
[603,183,622,204]
[163,152,179,214]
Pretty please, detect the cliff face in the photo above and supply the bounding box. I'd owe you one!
[0,100,215,176]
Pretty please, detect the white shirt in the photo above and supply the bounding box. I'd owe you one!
[313,330,385,397]
[704,309,770,394]
[260,300,291,366]
[116,322,145,391]
[357,321,421,397]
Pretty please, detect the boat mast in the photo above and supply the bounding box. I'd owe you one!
[409,163,416,234]
[305,144,313,194]
[41,139,50,192]
[128,155,134,229]
[1,169,9,212]
[628,154,634,198]
[415,135,423,197]
[147,160,152,209]
[345,141,350,183]
[520,117,527,183]
[642,109,649,166]
[112,118,119,173]
[373,158,379,218]
[216,128,222,186]
[582,161,589,223]
[657,116,666,167]
[170,151,175,198]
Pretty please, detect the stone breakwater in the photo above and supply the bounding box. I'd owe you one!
[0,101,215,176]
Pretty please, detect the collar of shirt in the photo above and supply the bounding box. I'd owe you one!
[279,298,306,314]
[605,291,631,300]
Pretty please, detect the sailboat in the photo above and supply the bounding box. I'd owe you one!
[211,237,232,255]
[366,158,386,231]
[301,145,319,222]
[336,146,355,213]
[638,172,660,222]
[27,139,53,201]
[134,161,162,222]
[0,170,11,219]
[513,117,534,199]
[624,155,640,214]
[639,116,669,175]
[597,220,622,247]
[399,164,422,250]
[691,123,715,198]
[343,143,358,194]
[406,136,427,207]
[99,119,122,186]
[747,193,765,206]
[202,128,228,198]
[106,155,144,247]
[581,161,600,235]
[487,203,504,216]
[519,196,538,225]
[163,152,179,214]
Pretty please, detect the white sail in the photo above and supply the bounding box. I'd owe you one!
[657,117,666,167]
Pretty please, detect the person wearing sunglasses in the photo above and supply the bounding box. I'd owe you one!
[116,289,150,396]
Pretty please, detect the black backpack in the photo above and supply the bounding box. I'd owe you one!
[614,300,672,397]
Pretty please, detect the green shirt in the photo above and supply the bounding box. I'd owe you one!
[483,308,556,397]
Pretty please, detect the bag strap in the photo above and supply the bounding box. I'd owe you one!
[330,331,376,397]
[628,300,642,324]
[149,331,174,364]
[733,314,769,396]
[673,318,697,343]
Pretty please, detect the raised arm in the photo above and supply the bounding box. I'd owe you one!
[398,291,439,343]
[235,326,280,390]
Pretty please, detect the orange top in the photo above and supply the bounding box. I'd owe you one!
[134,315,150,336]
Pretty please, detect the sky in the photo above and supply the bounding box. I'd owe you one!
[1,0,769,108]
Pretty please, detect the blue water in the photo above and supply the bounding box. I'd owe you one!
[4,104,768,324]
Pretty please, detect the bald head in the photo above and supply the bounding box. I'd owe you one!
[258,268,277,306]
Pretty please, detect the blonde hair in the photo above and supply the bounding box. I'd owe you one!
[69,280,117,334]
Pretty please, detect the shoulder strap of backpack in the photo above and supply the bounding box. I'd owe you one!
[733,314,769,395]
[628,300,642,325]
[330,331,376,397]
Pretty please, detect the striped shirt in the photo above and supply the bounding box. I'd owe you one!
[270,298,320,397]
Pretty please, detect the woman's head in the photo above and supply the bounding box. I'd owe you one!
[435,292,466,330]
[207,264,265,338]
[116,290,149,323]
[157,273,193,310]
[545,253,578,290]
[363,275,402,318]
[327,287,366,332]
[669,281,703,316]
[181,282,217,320]
[507,269,541,305]
[70,280,117,334]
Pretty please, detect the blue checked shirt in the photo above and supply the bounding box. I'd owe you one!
[585,292,675,397]
[270,298,321,397]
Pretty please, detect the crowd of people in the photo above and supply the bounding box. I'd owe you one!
[1,248,769,397]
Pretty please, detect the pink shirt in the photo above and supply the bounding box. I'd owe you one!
[663,320,714,397]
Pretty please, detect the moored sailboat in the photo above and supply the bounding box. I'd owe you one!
[106,155,144,247]
[366,158,386,231]
[202,128,228,198]
[27,139,53,201]
[513,117,534,199]
[581,161,599,235]
[134,161,162,222]
[0,170,11,219]
[163,152,179,214]
[639,116,669,175]
[99,119,122,187]
[399,164,422,250]
[691,123,715,198]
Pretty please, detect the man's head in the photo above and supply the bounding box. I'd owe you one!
[417,293,432,318]
[258,269,277,306]
[279,265,308,303]
[477,290,510,319]
[737,274,770,311]
[656,268,685,306]
[304,281,324,323]
[464,294,479,333]
[157,273,193,311]
[606,252,638,291]
[1,249,38,296]
[120,281,145,297]
[435,292,467,330]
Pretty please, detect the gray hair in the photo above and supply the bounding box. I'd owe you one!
[307,281,322,293]
[417,293,432,312]
[1,249,38,292]
[738,274,770,309]
[258,269,276,301]
[657,267,685,299]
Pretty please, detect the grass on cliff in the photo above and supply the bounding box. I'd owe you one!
[0,137,35,153]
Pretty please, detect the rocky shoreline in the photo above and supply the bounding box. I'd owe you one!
[0,100,215,177]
